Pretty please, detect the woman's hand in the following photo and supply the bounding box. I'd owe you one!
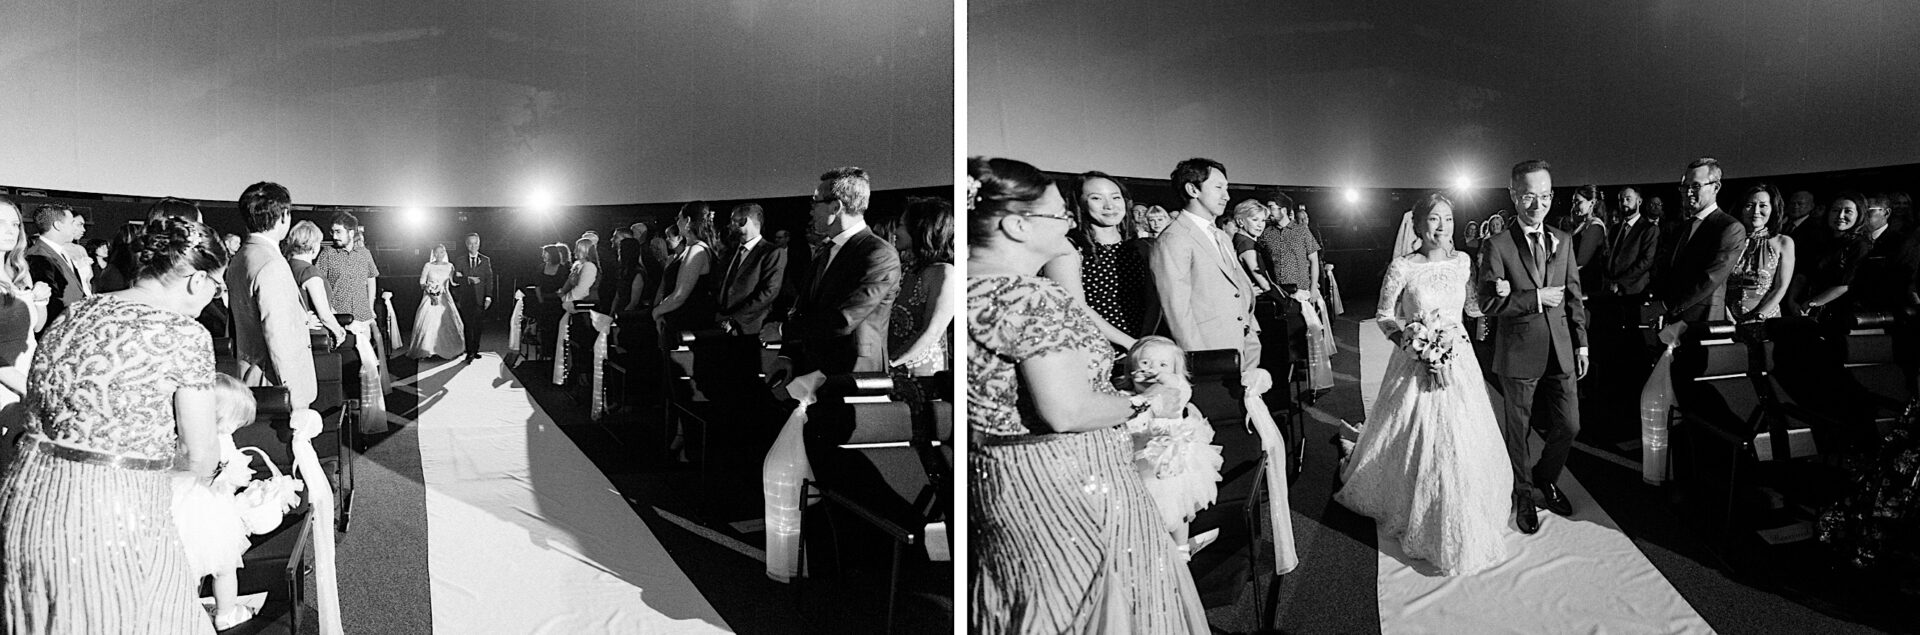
[30,282,50,304]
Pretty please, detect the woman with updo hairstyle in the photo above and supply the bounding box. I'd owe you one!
[967,157,1207,633]
[652,201,720,336]
[1,217,232,634]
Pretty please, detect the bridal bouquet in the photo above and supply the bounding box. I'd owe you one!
[1399,314,1461,388]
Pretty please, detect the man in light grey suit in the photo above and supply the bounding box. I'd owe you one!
[1150,157,1261,373]
[228,182,317,410]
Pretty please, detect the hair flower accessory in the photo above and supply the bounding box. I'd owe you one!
[966,177,981,210]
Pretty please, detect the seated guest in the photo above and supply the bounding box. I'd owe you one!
[227,182,317,410]
[285,220,347,347]
[1725,184,1796,322]
[1560,185,1609,299]
[1041,172,1158,350]
[652,201,721,336]
[888,198,954,377]
[1847,193,1911,313]
[1,217,230,634]
[24,203,90,332]
[1790,192,1873,319]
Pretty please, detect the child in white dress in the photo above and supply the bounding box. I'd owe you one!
[172,374,260,630]
[1124,336,1225,557]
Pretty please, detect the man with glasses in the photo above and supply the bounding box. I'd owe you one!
[1478,159,1587,535]
[767,167,902,389]
[1151,157,1261,375]
[1654,157,1747,337]
[227,181,317,410]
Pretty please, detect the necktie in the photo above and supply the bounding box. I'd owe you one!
[469,255,477,270]
[807,243,832,300]
[726,243,750,292]
[1531,231,1546,280]
[1675,217,1699,266]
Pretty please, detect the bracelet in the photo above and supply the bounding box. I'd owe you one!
[1128,395,1154,416]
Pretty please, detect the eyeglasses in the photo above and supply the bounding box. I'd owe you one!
[1018,211,1074,222]
[1679,180,1720,194]
[1516,192,1553,207]
[810,196,834,205]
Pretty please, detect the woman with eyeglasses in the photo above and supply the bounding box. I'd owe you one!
[1725,184,1796,322]
[2,217,231,634]
[968,157,1206,634]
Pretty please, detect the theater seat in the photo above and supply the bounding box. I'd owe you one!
[225,386,316,635]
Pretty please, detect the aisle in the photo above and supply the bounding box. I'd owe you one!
[405,354,732,634]
[1356,320,1713,634]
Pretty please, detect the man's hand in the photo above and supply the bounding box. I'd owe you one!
[766,356,795,389]
[1539,286,1566,308]
[1575,352,1590,379]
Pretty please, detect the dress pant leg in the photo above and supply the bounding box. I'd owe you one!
[460,296,483,355]
[1530,351,1581,489]
[1498,373,1540,500]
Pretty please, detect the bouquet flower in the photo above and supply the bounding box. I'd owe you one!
[1129,415,1202,479]
[1400,313,1461,388]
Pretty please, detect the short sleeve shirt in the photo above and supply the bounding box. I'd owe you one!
[968,274,1118,437]
[314,245,380,321]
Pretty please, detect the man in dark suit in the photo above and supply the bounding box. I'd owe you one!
[769,167,902,386]
[24,203,89,333]
[1605,186,1661,299]
[717,203,788,338]
[1478,159,1588,535]
[450,233,497,361]
[1654,157,1748,333]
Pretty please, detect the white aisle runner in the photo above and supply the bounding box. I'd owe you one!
[1357,320,1712,634]
[409,355,732,634]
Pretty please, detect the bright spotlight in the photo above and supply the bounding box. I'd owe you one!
[1454,175,1474,191]
[1344,188,1360,204]
[528,187,556,213]
[403,207,429,229]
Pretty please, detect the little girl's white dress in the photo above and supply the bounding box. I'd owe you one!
[1128,395,1226,531]
[171,435,254,576]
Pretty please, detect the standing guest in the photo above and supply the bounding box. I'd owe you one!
[1726,184,1797,322]
[1131,202,1154,239]
[0,217,229,634]
[221,234,243,257]
[1260,190,1334,393]
[767,167,903,385]
[1561,185,1610,298]
[610,237,643,314]
[888,198,955,377]
[83,239,108,280]
[1151,158,1260,374]
[1648,196,1669,225]
[1790,192,1873,318]
[1041,171,1159,350]
[1889,191,1914,235]
[516,243,571,364]
[227,181,317,410]
[1142,205,1173,237]
[406,245,467,359]
[967,157,1206,633]
[315,211,388,434]
[450,233,495,361]
[716,203,786,338]
[1605,187,1661,299]
[284,221,347,347]
[1229,199,1276,299]
[1782,190,1822,238]
[1845,194,1910,314]
[1654,158,1749,338]
[93,224,145,294]
[146,196,204,223]
[652,201,721,336]
[0,197,48,471]
[551,237,600,385]
[24,203,90,332]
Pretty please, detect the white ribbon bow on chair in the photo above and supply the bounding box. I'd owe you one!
[1241,368,1299,575]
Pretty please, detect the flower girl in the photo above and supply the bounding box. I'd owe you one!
[172,374,261,630]
[1125,336,1225,556]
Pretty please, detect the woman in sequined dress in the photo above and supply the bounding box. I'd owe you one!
[888,198,956,377]
[968,157,1206,634]
[1,218,231,634]
[1725,183,1796,322]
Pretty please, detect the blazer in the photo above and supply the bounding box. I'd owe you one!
[227,235,318,409]
[24,237,86,331]
[784,228,902,376]
[450,251,496,309]
[717,238,788,335]
[1604,213,1661,297]
[1148,212,1259,353]
[1653,208,1746,324]
[1478,225,1589,378]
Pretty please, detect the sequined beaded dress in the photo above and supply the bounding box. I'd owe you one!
[968,274,1207,634]
[1,295,217,634]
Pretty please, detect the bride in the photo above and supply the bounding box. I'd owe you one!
[406,244,467,360]
[1336,192,1514,575]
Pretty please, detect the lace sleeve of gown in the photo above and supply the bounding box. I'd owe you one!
[1461,252,1486,319]
[1375,258,1409,338]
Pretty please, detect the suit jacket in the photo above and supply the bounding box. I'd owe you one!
[1149,212,1258,353]
[24,237,86,331]
[227,235,318,409]
[717,238,787,335]
[1604,214,1661,297]
[1479,225,1588,378]
[1653,208,1746,324]
[784,228,902,376]
[450,251,496,310]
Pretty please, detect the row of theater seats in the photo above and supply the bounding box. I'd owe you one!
[211,309,374,633]
[1666,309,1917,549]
[537,292,952,633]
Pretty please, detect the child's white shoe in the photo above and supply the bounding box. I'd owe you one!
[211,604,259,631]
[1188,528,1220,555]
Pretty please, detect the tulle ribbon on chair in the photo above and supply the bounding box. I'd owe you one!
[381,292,402,358]
[288,409,343,635]
[1296,291,1337,390]
[1241,368,1299,575]
[552,311,574,386]
[507,290,525,353]
[588,312,612,420]
[1640,344,1679,484]
[763,372,824,582]
[1323,265,1345,316]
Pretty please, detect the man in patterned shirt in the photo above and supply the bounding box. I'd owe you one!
[315,211,388,433]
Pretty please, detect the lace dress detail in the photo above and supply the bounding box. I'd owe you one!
[1726,233,1784,319]
[1336,253,1515,575]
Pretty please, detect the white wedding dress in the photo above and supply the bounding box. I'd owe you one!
[1336,252,1514,575]
[406,261,467,359]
